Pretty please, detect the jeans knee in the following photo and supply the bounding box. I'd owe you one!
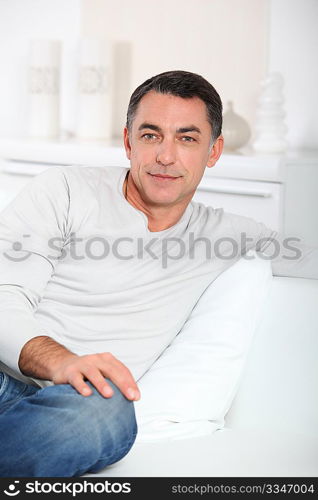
[0,379,137,477]
[62,380,138,474]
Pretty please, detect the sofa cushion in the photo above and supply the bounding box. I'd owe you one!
[135,251,272,441]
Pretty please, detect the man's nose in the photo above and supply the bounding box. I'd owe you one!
[156,138,176,166]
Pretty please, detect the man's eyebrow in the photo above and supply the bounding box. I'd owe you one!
[138,123,202,134]
[177,126,202,134]
[138,123,162,132]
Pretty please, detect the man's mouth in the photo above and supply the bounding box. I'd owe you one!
[148,173,180,180]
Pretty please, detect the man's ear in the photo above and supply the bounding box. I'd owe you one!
[123,127,132,160]
[207,135,224,168]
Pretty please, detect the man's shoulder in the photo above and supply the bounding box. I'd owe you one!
[28,165,129,213]
[189,198,269,233]
[41,165,128,196]
[59,165,128,184]
[189,199,223,223]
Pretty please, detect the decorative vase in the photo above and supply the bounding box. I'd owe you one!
[27,39,61,139]
[111,41,132,139]
[252,72,288,154]
[222,101,251,152]
[76,38,112,141]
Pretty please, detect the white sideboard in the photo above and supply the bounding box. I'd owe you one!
[0,138,317,245]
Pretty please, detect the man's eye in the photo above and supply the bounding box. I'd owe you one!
[141,133,157,141]
[181,136,195,142]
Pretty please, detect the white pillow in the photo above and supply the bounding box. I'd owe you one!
[134,251,272,442]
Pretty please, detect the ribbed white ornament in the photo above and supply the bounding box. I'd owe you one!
[252,72,288,154]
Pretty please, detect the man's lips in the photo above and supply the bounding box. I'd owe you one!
[149,173,180,179]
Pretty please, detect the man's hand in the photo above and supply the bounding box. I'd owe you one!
[52,352,141,401]
[19,336,140,401]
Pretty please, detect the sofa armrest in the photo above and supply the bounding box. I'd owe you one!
[225,277,318,438]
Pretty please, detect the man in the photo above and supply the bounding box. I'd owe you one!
[0,70,316,477]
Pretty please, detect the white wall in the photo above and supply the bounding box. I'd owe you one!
[0,0,317,149]
[81,0,269,138]
[0,0,81,137]
[268,0,318,149]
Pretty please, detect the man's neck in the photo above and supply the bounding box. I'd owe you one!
[123,171,189,232]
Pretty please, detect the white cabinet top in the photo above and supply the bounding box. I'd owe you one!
[0,137,317,183]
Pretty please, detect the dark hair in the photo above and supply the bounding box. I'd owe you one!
[126,70,223,143]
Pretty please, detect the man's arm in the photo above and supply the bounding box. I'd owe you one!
[227,212,318,279]
[0,168,140,400]
[0,167,69,372]
[19,336,140,400]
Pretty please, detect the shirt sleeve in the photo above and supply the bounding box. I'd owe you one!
[0,167,71,374]
[227,212,318,279]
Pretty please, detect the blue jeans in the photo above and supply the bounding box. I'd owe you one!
[0,372,137,477]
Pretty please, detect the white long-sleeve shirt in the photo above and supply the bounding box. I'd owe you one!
[0,166,317,386]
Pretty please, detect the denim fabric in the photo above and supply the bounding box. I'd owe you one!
[0,372,137,477]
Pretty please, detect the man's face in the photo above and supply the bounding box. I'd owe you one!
[124,91,223,208]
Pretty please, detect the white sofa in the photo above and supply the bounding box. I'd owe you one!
[1,264,316,478]
[86,275,318,477]
[0,164,317,477]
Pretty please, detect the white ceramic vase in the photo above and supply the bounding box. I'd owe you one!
[27,39,61,139]
[222,101,251,152]
[111,41,132,139]
[76,38,112,141]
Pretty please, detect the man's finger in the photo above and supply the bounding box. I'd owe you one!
[68,373,93,397]
[83,367,114,398]
[99,356,140,401]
